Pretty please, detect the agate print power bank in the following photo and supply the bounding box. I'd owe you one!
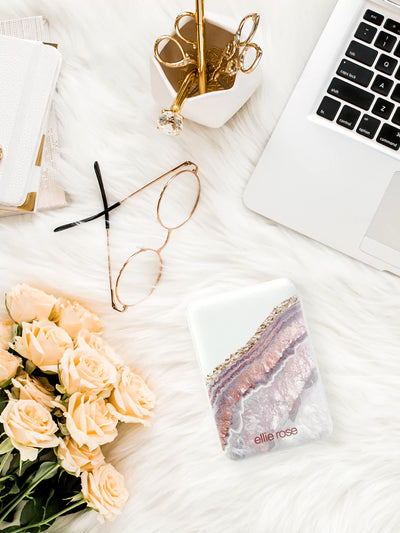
[187,279,332,460]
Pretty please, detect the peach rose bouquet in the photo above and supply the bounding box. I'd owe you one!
[0,284,155,531]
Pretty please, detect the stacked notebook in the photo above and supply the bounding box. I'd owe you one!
[0,16,66,216]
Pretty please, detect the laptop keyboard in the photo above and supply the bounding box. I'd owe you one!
[317,8,400,152]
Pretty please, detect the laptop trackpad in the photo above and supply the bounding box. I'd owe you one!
[360,171,400,268]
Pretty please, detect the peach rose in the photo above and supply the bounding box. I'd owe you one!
[65,393,118,450]
[57,436,105,477]
[59,347,117,398]
[0,349,20,385]
[76,330,122,366]
[53,298,101,339]
[81,463,128,521]
[108,367,155,425]
[13,320,73,373]
[6,284,56,324]
[0,321,13,350]
[0,399,59,461]
[11,372,56,410]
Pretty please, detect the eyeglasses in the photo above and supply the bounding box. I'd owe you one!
[54,161,201,312]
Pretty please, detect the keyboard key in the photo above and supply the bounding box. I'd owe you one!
[336,105,361,129]
[392,107,400,125]
[336,59,374,87]
[317,96,341,121]
[377,123,400,150]
[372,97,395,119]
[371,74,394,96]
[394,42,400,57]
[355,22,378,44]
[356,114,381,138]
[346,40,378,66]
[376,54,398,75]
[375,31,397,52]
[327,78,374,110]
[364,9,384,26]
[384,18,400,36]
[391,83,400,102]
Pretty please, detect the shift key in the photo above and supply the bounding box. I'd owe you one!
[328,78,374,110]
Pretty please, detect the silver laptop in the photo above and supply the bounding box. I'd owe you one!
[244,0,400,276]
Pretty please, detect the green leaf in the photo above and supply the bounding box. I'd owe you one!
[25,360,36,375]
[0,377,12,389]
[10,323,21,342]
[55,384,65,395]
[20,498,44,527]
[0,438,13,455]
[30,462,59,484]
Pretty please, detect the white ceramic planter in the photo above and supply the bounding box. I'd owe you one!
[151,13,263,129]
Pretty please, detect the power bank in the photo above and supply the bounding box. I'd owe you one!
[187,279,332,460]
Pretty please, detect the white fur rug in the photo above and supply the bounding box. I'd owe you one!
[0,0,400,532]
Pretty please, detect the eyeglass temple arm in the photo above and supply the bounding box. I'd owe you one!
[53,201,121,232]
[53,161,198,233]
[94,161,110,228]
[93,162,122,311]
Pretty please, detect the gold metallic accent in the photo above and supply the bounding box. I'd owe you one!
[171,69,197,113]
[210,13,262,83]
[195,0,207,94]
[175,12,197,46]
[0,145,3,161]
[35,135,46,167]
[43,42,59,49]
[154,35,197,69]
[205,296,300,386]
[17,192,37,212]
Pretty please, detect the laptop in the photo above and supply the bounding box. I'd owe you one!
[244,0,400,276]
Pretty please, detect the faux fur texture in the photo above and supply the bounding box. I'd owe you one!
[0,1,399,532]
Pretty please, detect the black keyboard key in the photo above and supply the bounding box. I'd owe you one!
[395,66,400,80]
[391,83,400,102]
[356,114,381,138]
[372,97,395,119]
[392,107,400,125]
[336,105,361,130]
[384,18,400,36]
[317,96,341,121]
[355,22,378,44]
[371,74,394,96]
[346,40,378,66]
[364,9,384,26]
[394,41,400,57]
[377,123,400,150]
[376,54,398,75]
[375,31,397,52]
[336,59,374,87]
[327,78,374,110]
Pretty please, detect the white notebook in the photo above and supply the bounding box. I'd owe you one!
[0,34,61,207]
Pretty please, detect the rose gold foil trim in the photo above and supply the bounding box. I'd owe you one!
[206,295,300,386]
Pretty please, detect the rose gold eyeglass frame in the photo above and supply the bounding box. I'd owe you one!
[54,161,201,312]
